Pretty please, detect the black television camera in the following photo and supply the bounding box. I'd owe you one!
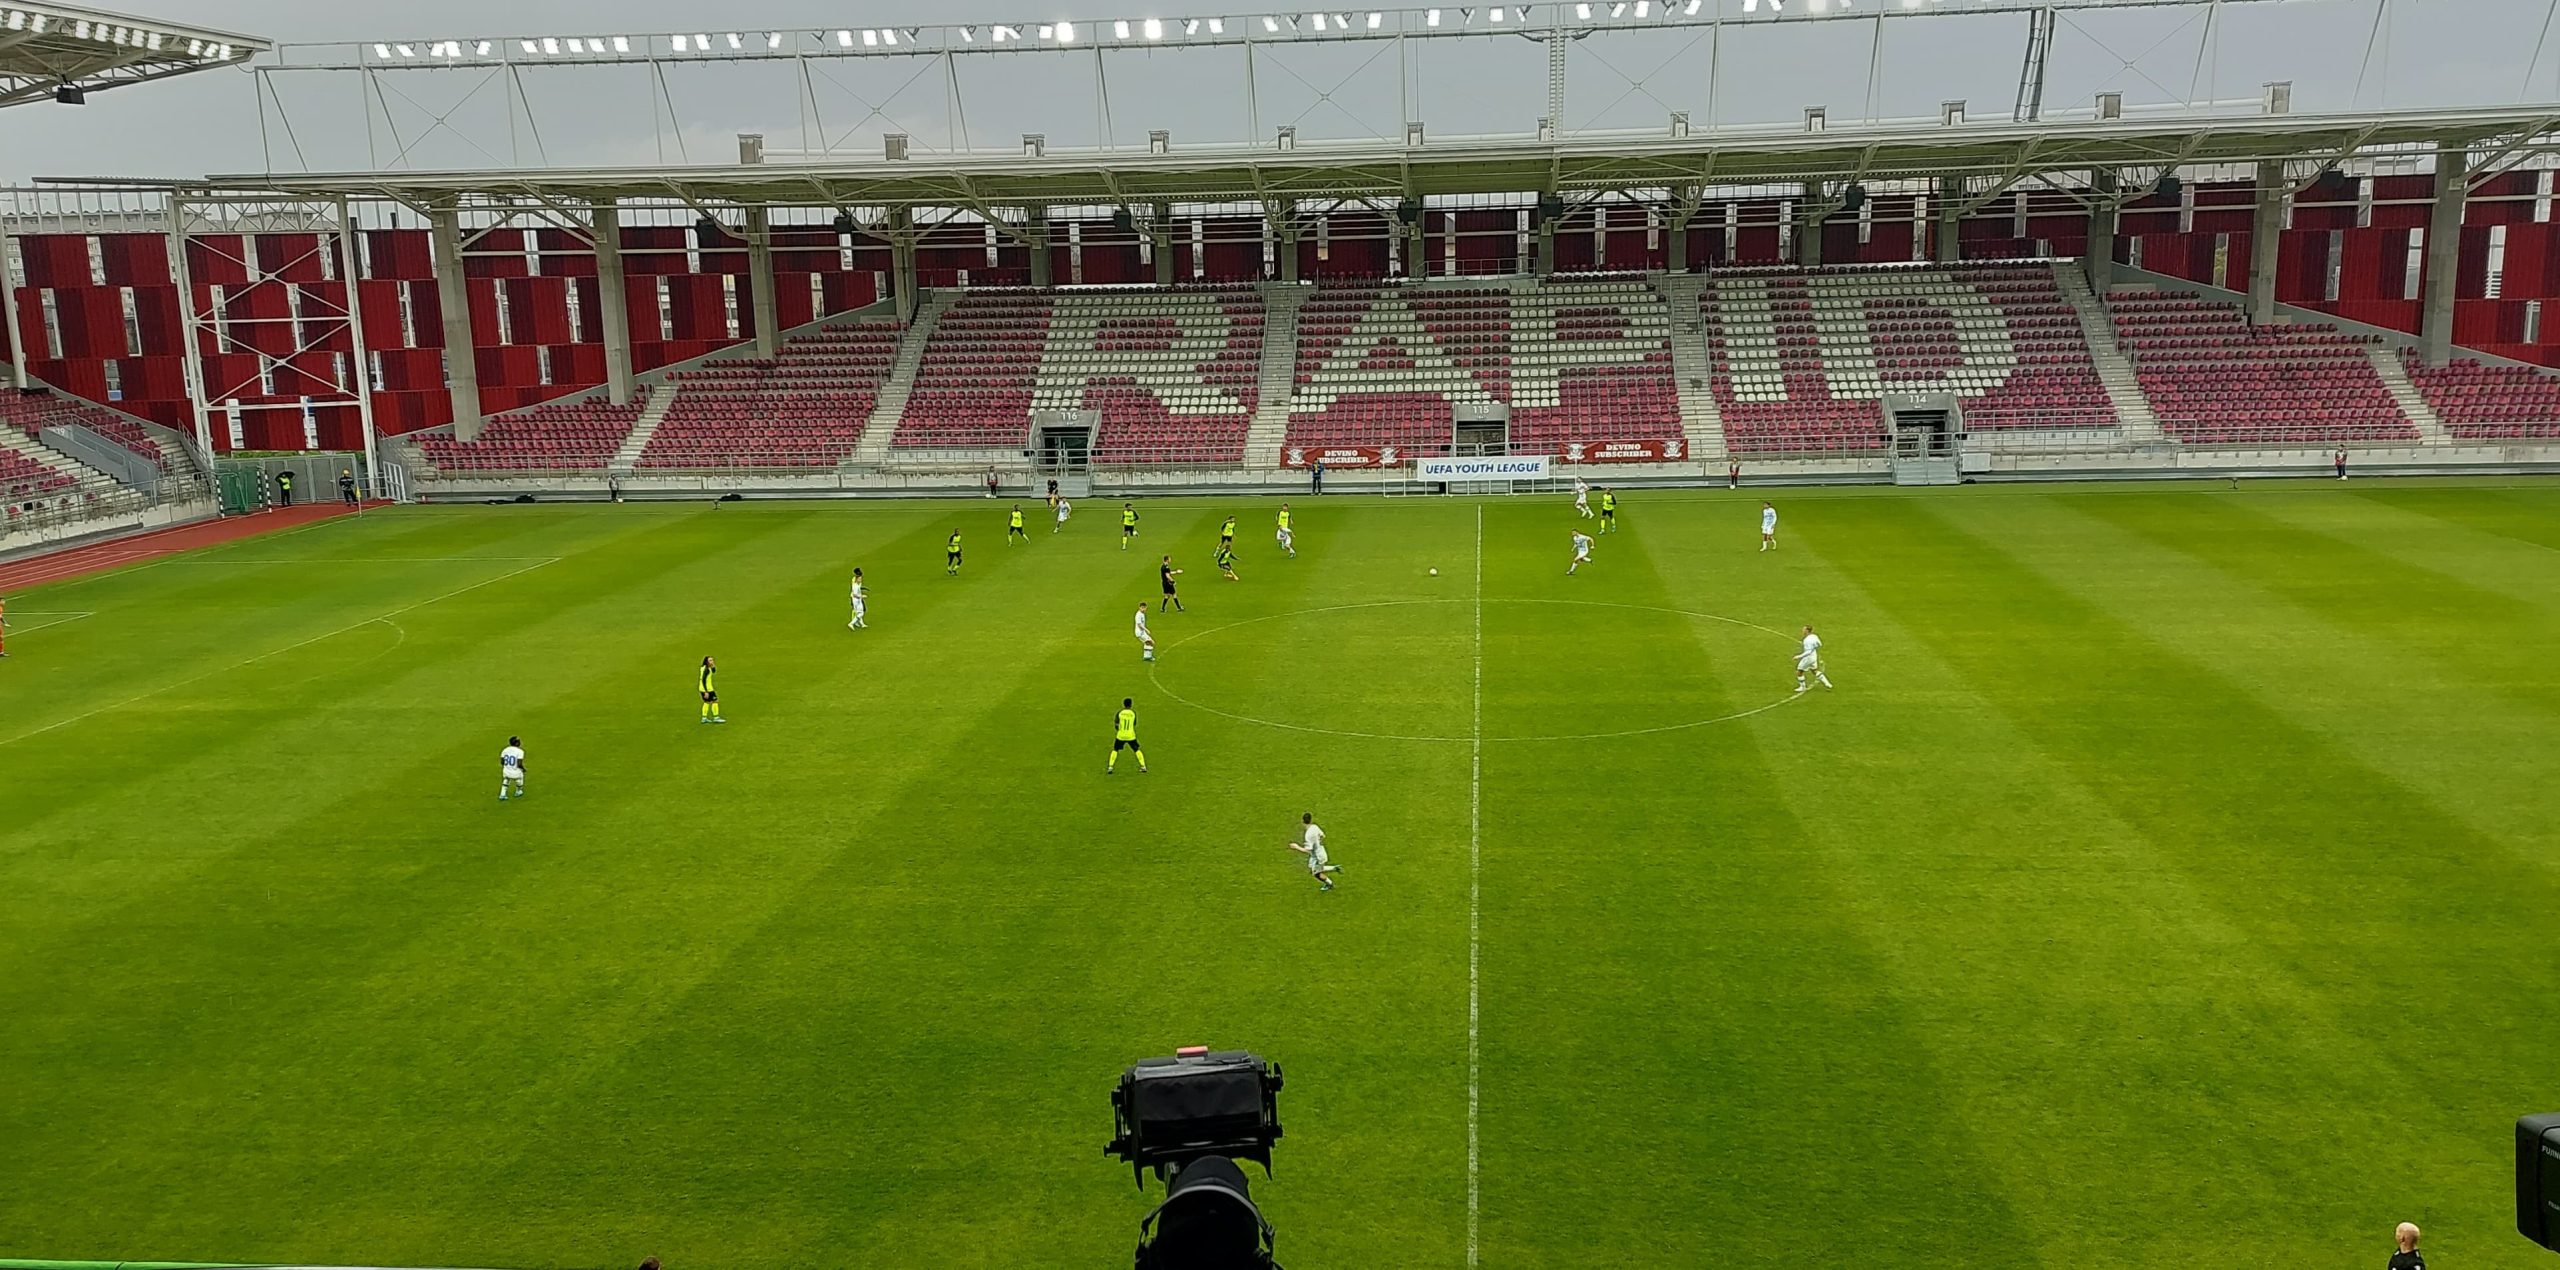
[1107,1048,1285,1270]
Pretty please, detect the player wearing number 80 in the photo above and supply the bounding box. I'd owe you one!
[1795,625,1835,693]
[498,736,526,800]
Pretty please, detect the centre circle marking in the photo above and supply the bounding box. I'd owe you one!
[1145,598,1803,743]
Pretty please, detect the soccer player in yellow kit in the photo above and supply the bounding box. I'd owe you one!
[1107,697,1147,774]
[1275,503,1296,558]
[1121,503,1140,550]
[1008,504,1028,544]
[697,656,724,724]
[946,529,964,576]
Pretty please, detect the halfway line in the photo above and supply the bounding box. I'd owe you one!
[1467,503,1483,1267]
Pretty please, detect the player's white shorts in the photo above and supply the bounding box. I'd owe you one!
[1795,651,1820,672]
[1306,847,1330,874]
[501,766,523,781]
[1574,548,1591,562]
[851,601,866,619]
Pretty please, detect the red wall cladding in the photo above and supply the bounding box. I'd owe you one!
[14,180,2560,450]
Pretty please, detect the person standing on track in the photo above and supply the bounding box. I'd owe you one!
[339,469,359,506]
[275,469,295,508]
[0,594,10,658]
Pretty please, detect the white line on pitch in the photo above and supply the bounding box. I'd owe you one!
[0,557,557,748]
[3,611,95,637]
[1467,502,1483,1268]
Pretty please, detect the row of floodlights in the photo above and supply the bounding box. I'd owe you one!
[359,3,1814,61]
[1,8,242,59]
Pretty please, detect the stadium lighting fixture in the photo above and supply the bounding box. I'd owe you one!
[564,38,583,53]
[993,24,1018,40]
[1635,0,1650,14]
[1426,7,1441,22]
[1611,2,1629,16]
[541,36,559,54]
[612,35,630,52]
[1114,19,1131,38]
[1209,17,1226,31]
[1684,0,1702,11]
[1669,110,1689,136]
[862,29,878,45]
[475,40,492,54]
[1056,20,1076,40]
[518,38,537,53]
[725,32,743,49]
[1263,15,1281,31]
[396,43,415,57]
[835,28,853,45]
[372,43,390,58]
[1490,7,1507,20]
[1575,3,1591,17]
[1145,17,1165,38]
[1311,13,1326,29]
[1368,11,1385,26]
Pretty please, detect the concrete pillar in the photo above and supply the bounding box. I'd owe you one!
[0,224,29,390]
[1407,212,1429,278]
[1536,215,1557,276]
[889,208,918,325]
[1798,182,1826,268]
[744,205,779,357]
[1935,177,1964,264]
[427,205,485,440]
[1152,202,1175,286]
[590,204,636,406]
[1028,207,1053,288]
[2085,170,2119,296]
[1666,209,1689,274]
[2421,144,2467,366]
[2247,160,2284,326]
[1277,204,1301,283]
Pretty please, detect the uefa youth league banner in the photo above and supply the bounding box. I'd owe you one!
[1415,455,1552,481]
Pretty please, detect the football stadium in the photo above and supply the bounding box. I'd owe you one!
[4,0,2560,1266]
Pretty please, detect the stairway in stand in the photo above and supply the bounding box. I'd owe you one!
[846,292,956,468]
[2365,347,2454,446]
[1242,282,1310,468]
[2052,263,2165,444]
[1652,272,1728,461]
[605,387,678,473]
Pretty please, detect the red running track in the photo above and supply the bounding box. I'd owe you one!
[0,503,372,593]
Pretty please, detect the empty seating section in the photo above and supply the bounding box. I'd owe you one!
[1285,280,1679,454]
[1037,287,1264,464]
[2107,293,2415,444]
[1704,264,2116,454]
[0,393,170,463]
[896,292,1051,449]
[419,392,649,471]
[2398,352,2560,439]
[643,322,902,468]
[0,446,77,499]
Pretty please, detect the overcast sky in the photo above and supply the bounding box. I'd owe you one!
[9,0,2559,185]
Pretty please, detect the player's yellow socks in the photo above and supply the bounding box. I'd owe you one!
[1107,751,1118,771]
[1133,748,1145,768]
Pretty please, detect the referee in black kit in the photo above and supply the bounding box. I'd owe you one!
[2388,1222,2424,1270]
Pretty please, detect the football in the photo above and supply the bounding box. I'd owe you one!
[1429,568,1440,576]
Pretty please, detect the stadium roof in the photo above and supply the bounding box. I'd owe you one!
[80,104,2560,213]
[0,4,266,107]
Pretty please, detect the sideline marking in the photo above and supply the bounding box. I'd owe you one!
[2,610,94,637]
[1145,598,1801,743]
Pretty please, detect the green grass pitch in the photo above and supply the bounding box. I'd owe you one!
[3,481,2557,1269]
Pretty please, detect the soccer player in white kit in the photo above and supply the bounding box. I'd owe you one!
[1795,624,1835,693]
[847,567,869,629]
[1286,812,1342,891]
[1134,603,1155,662]
[1760,501,1779,551]
[499,735,526,800]
[1053,498,1072,533]
[1573,478,1593,519]
[1567,529,1594,575]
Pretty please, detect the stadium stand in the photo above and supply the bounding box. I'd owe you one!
[0,445,77,499]
[2396,350,2560,440]
[0,393,173,464]
[418,391,650,471]
[1702,263,2118,454]
[2106,292,2418,444]
[1037,286,1264,464]
[1283,277,1681,455]
[894,290,1050,450]
[641,321,902,468]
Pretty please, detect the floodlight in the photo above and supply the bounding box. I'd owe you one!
[1611,2,1629,16]
[475,40,493,55]
[1427,8,1441,23]
[832,210,859,236]
[1056,20,1077,41]
[694,33,710,50]
[1635,0,1651,14]
[541,36,559,55]
[862,29,878,45]
[1684,0,1703,11]
[1842,182,1868,212]
[1491,6,1507,19]
[1575,3,1591,17]
[1114,20,1131,38]
[519,39,538,53]
[613,35,630,52]
[835,28,853,44]
[1146,18,1164,37]
[54,83,83,104]
[372,43,391,58]
[883,29,899,44]
[1311,13,1326,29]
[396,43,414,56]
[725,32,743,49]
[3,11,20,30]
[565,39,583,53]
[145,30,161,49]
[186,38,200,53]
[1264,15,1282,30]
[1209,17,1225,31]
[993,24,1018,40]
[959,25,977,40]
[1368,11,1385,27]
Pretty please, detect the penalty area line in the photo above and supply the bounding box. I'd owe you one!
[1467,503,1482,1268]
